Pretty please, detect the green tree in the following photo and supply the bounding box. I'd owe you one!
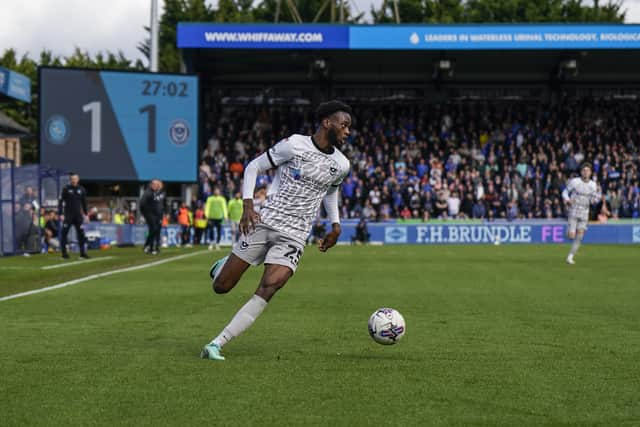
[254,0,363,23]
[0,49,39,131]
[375,0,424,23]
[372,0,625,23]
[138,0,215,73]
[215,0,256,22]
[141,0,364,74]
[579,0,625,22]
[375,0,465,23]
[63,48,144,70]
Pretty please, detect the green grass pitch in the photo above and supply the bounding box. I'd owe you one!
[1,244,639,426]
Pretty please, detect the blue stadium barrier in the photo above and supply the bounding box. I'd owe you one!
[85,221,640,247]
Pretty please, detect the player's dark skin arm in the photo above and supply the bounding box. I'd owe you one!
[312,110,350,253]
[318,223,341,252]
[217,106,351,302]
[239,199,261,235]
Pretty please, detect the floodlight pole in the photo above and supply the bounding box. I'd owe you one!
[150,0,159,72]
[393,0,400,23]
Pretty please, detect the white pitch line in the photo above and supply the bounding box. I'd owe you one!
[41,256,114,270]
[0,250,208,302]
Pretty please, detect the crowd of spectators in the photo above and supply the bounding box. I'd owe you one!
[199,98,640,222]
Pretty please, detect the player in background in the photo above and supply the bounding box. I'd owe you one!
[227,192,243,244]
[139,179,166,255]
[205,188,228,251]
[59,172,89,259]
[200,100,352,361]
[177,202,193,247]
[562,163,601,265]
[193,202,208,245]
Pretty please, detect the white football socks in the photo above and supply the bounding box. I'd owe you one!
[569,234,583,256]
[212,294,267,348]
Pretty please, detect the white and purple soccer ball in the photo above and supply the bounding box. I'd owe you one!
[368,308,406,345]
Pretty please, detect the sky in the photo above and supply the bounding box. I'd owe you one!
[1,0,640,65]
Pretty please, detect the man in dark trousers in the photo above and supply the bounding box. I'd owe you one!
[140,179,166,255]
[352,218,370,245]
[59,172,89,259]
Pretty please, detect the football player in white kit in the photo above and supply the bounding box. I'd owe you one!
[562,163,601,265]
[201,101,352,361]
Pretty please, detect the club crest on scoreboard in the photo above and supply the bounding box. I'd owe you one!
[169,119,191,146]
[45,115,71,145]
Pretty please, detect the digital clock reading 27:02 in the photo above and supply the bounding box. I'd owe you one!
[142,80,189,97]
[40,67,199,182]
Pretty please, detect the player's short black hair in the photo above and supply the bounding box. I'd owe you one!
[580,162,593,171]
[316,100,352,121]
[69,172,78,177]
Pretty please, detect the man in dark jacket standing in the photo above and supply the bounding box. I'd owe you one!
[140,179,165,255]
[59,172,89,259]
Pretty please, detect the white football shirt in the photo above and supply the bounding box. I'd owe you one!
[260,134,350,243]
[563,177,601,220]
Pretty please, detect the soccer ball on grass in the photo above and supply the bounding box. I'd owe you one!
[368,308,406,345]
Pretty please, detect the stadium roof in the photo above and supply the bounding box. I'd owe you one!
[181,23,640,96]
[185,48,640,85]
[0,111,30,136]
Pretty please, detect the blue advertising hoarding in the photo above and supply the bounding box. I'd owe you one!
[373,223,640,244]
[177,23,640,51]
[39,67,198,182]
[178,23,349,49]
[87,222,640,247]
[349,24,640,50]
[0,67,31,103]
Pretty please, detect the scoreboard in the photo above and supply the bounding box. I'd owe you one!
[39,67,199,182]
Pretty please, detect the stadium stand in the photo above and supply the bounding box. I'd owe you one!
[197,98,640,222]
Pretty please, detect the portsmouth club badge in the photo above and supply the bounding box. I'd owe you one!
[291,167,302,180]
[169,119,190,146]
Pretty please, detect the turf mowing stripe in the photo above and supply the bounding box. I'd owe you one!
[41,256,115,270]
[0,250,208,302]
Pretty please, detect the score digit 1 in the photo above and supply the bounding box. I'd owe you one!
[82,101,102,153]
[139,104,156,153]
[82,101,157,154]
